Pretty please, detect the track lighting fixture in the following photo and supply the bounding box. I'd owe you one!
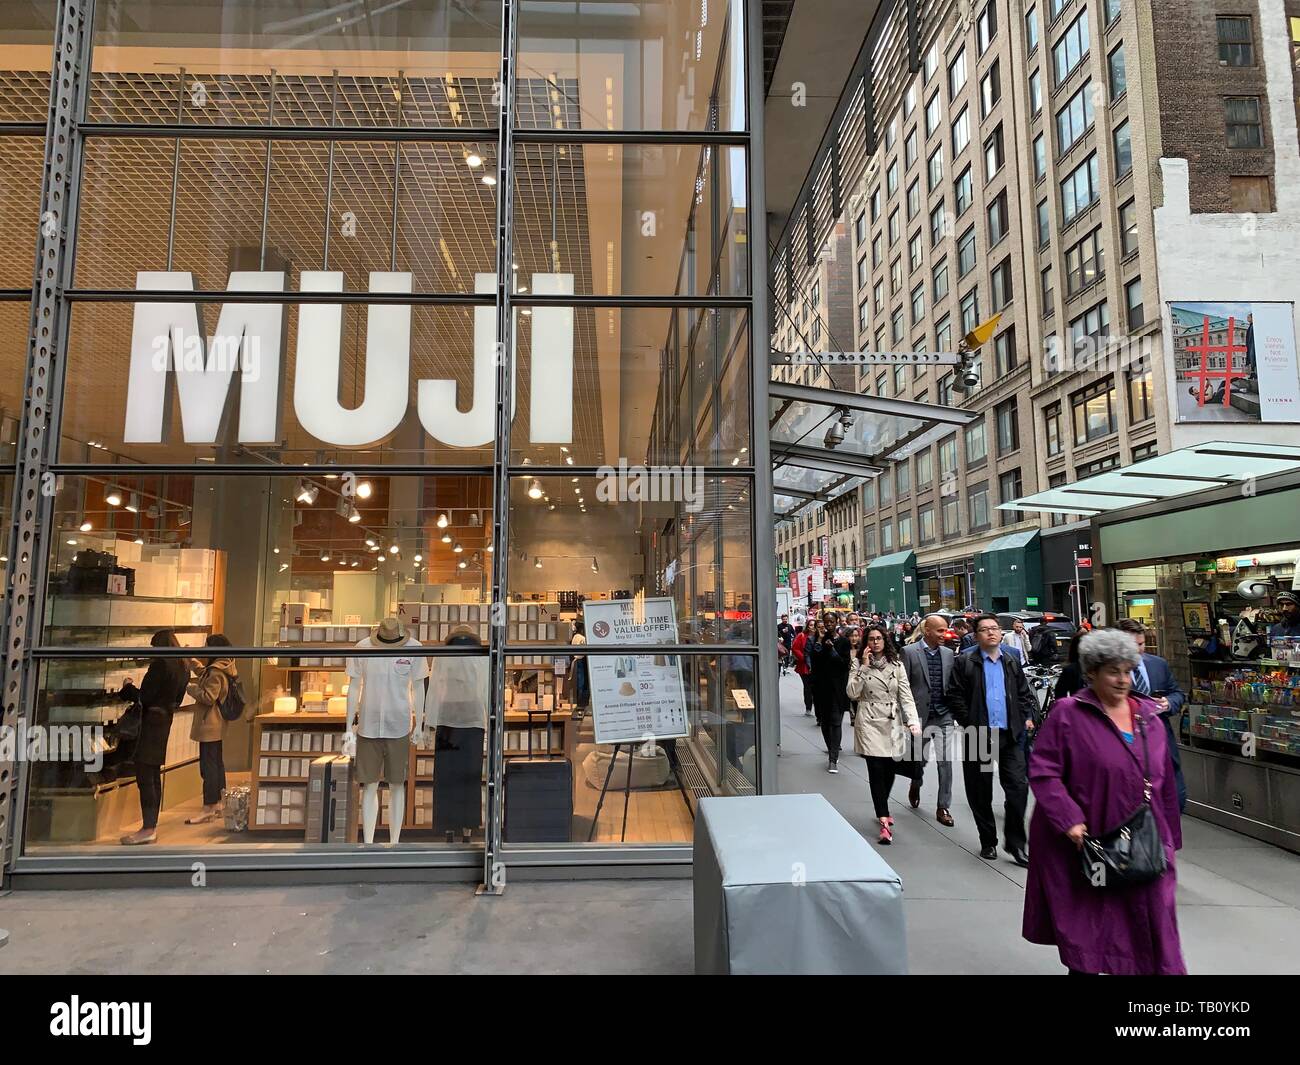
[105,486,122,507]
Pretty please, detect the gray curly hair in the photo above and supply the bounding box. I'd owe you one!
[1078,628,1141,676]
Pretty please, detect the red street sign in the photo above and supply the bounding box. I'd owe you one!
[812,556,824,566]
[1076,557,1093,568]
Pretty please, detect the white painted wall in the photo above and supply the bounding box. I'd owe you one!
[1152,0,1300,451]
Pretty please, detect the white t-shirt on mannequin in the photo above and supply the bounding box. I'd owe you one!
[346,636,429,738]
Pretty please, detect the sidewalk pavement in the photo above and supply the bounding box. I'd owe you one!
[0,670,1297,974]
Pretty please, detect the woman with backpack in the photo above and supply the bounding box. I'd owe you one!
[186,633,239,825]
[119,629,191,845]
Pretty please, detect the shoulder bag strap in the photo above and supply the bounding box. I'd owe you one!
[1136,714,1152,805]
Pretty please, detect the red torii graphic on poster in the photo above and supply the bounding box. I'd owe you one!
[1186,314,1249,407]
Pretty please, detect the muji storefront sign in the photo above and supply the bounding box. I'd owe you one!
[124,270,575,448]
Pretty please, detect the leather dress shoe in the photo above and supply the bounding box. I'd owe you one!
[1007,845,1030,867]
[908,778,921,808]
[936,807,954,827]
[979,845,998,860]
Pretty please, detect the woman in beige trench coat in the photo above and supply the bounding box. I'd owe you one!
[848,624,921,845]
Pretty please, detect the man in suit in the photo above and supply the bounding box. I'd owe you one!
[946,613,1036,865]
[902,614,958,826]
[1116,618,1187,812]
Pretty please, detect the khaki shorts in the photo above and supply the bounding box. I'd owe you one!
[354,734,410,784]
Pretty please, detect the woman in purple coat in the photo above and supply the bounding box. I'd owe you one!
[1022,628,1185,975]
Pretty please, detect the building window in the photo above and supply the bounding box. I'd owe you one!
[1037,199,1051,246]
[1070,301,1110,348]
[987,191,1009,243]
[874,280,885,312]
[930,200,947,246]
[905,127,919,169]
[909,231,924,271]
[879,469,893,504]
[936,314,952,352]
[926,92,942,138]
[1113,119,1132,177]
[1108,43,1126,100]
[984,124,1005,181]
[876,371,888,398]
[991,260,1013,311]
[1045,402,1063,455]
[1104,0,1121,25]
[905,83,917,116]
[1056,81,1095,155]
[1071,378,1118,444]
[1076,454,1120,478]
[960,288,980,334]
[949,48,968,100]
[907,178,921,218]
[994,326,1017,373]
[1065,227,1105,295]
[894,363,907,395]
[1131,440,1158,462]
[871,186,882,221]
[969,482,991,530]
[955,166,973,215]
[1119,198,1138,254]
[896,461,911,497]
[1041,264,1054,309]
[977,2,998,53]
[891,257,903,293]
[898,513,913,548]
[1048,472,1068,527]
[873,232,884,267]
[995,398,1020,454]
[889,208,900,243]
[887,118,898,149]
[881,521,893,552]
[1128,367,1153,423]
[958,226,977,276]
[1029,68,1043,117]
[1230,175,1273,213]
[888,158,900,195]
[858,298,869,332]
[811,318,822,346]
[939,433,959,474]
[980,61,1001,118]
[1125,277,1144,328]
[919,504,936,543]
[863,523,876,560]
[1026,6,1040,52]
[1052,10,1090,87]
[857,254,868,287]
[1049,0,1071,20]
[938,372,955,406]
[1225,97,1263,148]
[965,418,988,466]
[811,281,820,307]
[876,328,887,354]
[1060,151,1100,222]
[916,448,934,487]
[892,307,905,343]
[1217,16,1254,66]
[999,469,1023,525]
[925,40,940,82]
[1034,133,1047,180]
[911,282,926,324]
[854,212,867,246]
[933,259,950,301]
[863,479,876,508]
[928,145,944,191]
[942,497,961,537]
[953,106,971,156]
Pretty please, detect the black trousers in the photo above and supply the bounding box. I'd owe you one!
[865,755,897,818]
[818,711,844,760]
[961,727,1028,850]
[136,763,163,829]
[799,672,815,711]
[199,740,226,807]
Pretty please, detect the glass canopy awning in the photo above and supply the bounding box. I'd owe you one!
[769,375,977,523]
[1001,440,1300,516]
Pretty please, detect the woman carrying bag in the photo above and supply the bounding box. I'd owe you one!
[848,624,921,845]
[186,633,239,825]
[119,629,190,845]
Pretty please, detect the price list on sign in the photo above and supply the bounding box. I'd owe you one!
[582,598,689,744]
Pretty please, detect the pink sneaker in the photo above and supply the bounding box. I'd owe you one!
[877,819,893,845]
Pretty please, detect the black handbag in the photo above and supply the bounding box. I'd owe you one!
[1079,716,1168,888]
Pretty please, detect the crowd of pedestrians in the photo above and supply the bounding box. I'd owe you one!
[782,605,1187,975]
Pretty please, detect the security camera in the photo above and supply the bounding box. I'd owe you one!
[1237,578,1275,600]
[823,409,853,449]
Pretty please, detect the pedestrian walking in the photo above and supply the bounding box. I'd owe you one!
[901,614,957,827]
[946,614,1035,865]
[848,624,921,844]
[1023,628,1186,974]
[1002,618,1032,662]
[1116,618,1188,812]
[1054,631,1086,700]
[811,619,852,772]
[777,614,795,675]
[792,620,816,717]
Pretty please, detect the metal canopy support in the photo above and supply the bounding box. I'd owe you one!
[1,0,95,879]
[772,445,885,479]
[768,380,977,426]
[482,0,519,896]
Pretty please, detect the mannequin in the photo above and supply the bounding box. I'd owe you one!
[345,617,429,843]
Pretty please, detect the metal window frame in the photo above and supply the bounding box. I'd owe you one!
[2,0,767,887]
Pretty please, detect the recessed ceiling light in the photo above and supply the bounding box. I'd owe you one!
[481,174,497,186]
[356,480,373,499]
[466,151,483,168]
[104,486,122,507]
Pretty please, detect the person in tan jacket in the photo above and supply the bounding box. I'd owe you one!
[848,624,921,846]
[186,633,238,825]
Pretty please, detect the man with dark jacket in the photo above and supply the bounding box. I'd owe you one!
[1116,618,1187,812]
[946,614,1035,865]
[777,615,795,674]
[902,614,957,826]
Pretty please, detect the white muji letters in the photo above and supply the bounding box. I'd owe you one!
[124,270,575,449]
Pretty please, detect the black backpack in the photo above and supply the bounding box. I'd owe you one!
[217,674,248,721]
[1031,626,1062,665]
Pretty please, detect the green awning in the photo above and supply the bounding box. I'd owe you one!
[863,550,917,613]
[974,531,1042,612]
